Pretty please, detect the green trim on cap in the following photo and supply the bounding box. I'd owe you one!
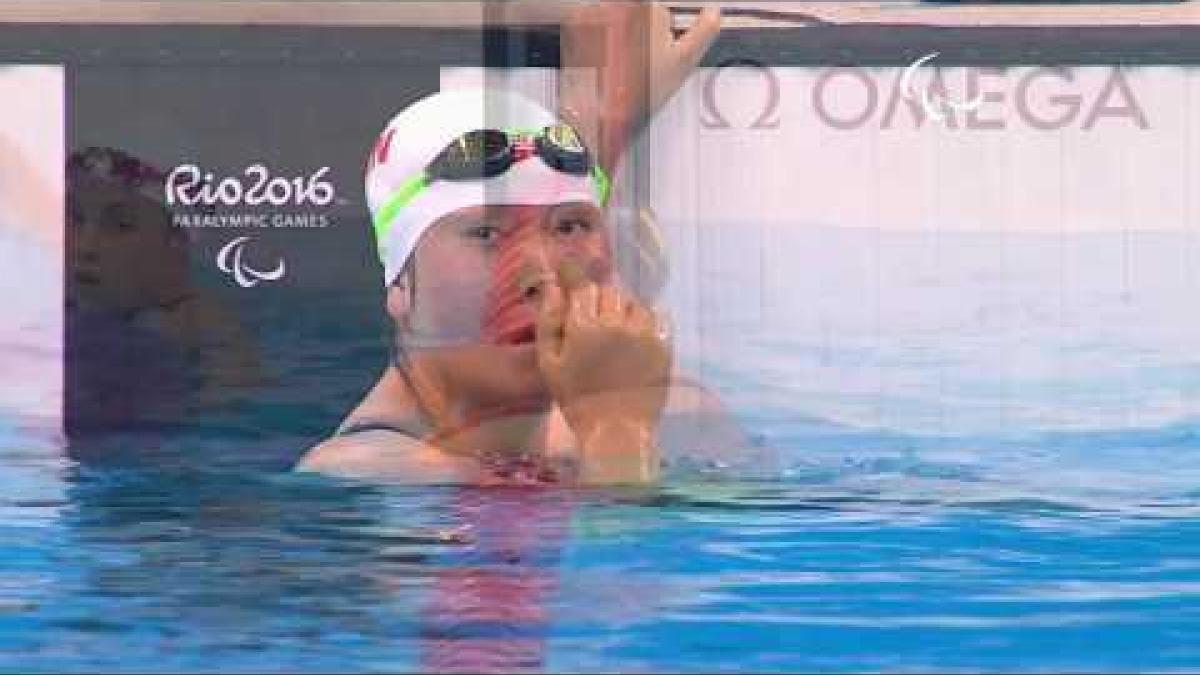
[591,165,610,207]
[372,173,429,242]
[371,164,611,248]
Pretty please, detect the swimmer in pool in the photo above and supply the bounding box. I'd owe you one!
[298,3,748,484]
[67,146,264,432]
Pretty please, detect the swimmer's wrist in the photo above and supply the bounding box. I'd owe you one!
[558,82,635,178]
[576,417,659,485]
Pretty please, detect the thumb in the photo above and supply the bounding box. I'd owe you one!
[675,5,722,75]
[557,259,588,293]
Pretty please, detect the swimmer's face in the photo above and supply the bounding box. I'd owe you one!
[68,175,188,312]
[389,201,612,406]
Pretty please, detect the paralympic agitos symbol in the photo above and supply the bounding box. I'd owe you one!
[217,236,286,288]
[700,57,781,130]
[899,52,985,123]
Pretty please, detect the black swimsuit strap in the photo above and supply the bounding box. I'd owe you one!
[335,418,427,439]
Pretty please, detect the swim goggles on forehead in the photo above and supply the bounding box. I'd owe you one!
[372,124,610,238]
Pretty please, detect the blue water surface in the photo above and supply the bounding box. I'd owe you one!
[3,459,1200,673]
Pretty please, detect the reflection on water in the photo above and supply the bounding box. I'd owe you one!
[420,489,573,673]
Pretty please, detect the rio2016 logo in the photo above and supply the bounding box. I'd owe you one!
[165,164,335,207]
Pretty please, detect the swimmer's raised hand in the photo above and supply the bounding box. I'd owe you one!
[560,2,722,173]
[535,268,672,484]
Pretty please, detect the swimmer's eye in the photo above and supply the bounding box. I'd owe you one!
[553,217,595,237]
[464,224,501,243]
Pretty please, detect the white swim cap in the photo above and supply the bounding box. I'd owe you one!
[365,88,608,286]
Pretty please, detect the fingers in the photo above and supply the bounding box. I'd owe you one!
[626,297,666,340]
[556,274,671,344]
[675,4,722,74]
[536,282,566,365]
[579,284,641,327]
[566,282,594,322]
[590,284,672,340]
[598,285,624,322]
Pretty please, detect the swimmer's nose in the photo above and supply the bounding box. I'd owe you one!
[505,236,556,303]
[494,225,583,308]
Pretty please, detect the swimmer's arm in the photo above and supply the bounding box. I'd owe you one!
[295,432,478,485]
[559,3,721,175]
[156,293,265,390]
[575,414,660,485]
[570,377,753,485]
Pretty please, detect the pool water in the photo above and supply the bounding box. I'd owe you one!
[3,458,1200,672]
[5,229,1200,672]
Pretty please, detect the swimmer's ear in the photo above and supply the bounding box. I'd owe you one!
[386,281,412,325]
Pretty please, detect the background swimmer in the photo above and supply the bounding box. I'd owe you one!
[66,147,264,436]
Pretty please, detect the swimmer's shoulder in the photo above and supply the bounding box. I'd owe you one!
[297,427,476,484]
[658,374,756,456]
[664,374,731,416]
[295,369,451,480]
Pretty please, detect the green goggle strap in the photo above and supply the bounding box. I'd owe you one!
[371,163,610,245]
